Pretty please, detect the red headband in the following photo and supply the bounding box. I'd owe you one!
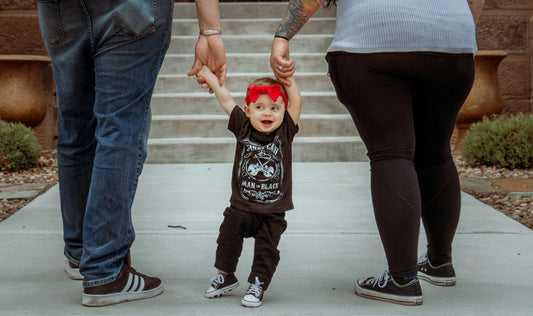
[245,84,288,107]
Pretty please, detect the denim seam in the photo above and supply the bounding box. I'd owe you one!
[83,271,119,288]
[64,252,80,266]
[79,0,95,54]
[373,164,420,219]
[37,0,67,47]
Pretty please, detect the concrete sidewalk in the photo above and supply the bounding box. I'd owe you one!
[0,163,531,315]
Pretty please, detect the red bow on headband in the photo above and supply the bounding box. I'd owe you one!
[246,84,288,107]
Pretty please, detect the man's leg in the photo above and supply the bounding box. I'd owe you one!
[80,0,174,286]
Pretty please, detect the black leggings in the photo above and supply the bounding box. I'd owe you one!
[326,52,475,278]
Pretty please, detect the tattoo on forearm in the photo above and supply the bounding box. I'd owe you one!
[275,0,325,40]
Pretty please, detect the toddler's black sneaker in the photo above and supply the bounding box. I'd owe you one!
[204,272,239,298]
[241,276,264,308]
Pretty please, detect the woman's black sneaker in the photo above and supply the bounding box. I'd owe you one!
[418,254,456,286]
[354,270,423,306]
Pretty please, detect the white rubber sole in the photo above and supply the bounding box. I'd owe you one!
[354,283,423,306]
[418,272,456,286]
[204,282,239,298]
[241,296,262,308]
[65,260,83,280]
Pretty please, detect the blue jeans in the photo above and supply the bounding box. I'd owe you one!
[37,0,173,287]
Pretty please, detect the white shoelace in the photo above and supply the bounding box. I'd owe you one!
[364,270,391,288]
[246,277,264,296]
[210,273,225,287]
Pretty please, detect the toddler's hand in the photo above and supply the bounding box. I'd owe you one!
[196,65,214,92]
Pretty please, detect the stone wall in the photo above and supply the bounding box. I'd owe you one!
[0,0,532,114]
[0,1,56,149]
[0,1,46,55]
[478,0,533,113]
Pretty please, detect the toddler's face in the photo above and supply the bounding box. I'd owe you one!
[245,94,286,134]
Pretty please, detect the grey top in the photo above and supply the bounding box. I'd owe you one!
[327,0,477,54]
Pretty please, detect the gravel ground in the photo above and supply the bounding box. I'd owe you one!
[0,150,58,222]
[1,151,532,230]
[455,156,533,230]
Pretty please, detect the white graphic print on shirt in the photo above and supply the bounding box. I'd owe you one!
[238,137,284,203]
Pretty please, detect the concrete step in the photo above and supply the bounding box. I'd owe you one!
[146,136,367,163]
[173,2,336,19]
[145,2,369,163]
[173,17,335,36]
[160,53,328,75]
[149,114,357,138]
[154,72,334,94]
[150,91,347,115]
[168,34,333,54]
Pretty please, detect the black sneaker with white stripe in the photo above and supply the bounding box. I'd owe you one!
[354,270,423,306]
[418,254,456,286]
[82,261,163,307]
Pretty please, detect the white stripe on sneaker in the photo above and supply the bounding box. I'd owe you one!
[121,273,146,293]
[81,266,163,307]
[138,276,145,292]
[122,273,133,292]
[130,274,139,292]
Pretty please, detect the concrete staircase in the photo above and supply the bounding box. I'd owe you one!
[147,2,367,163]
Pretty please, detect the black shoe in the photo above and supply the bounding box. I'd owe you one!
[418,254,456,286]
[204,273,239,298]
[354,270,423,306]
[241,276,264,308]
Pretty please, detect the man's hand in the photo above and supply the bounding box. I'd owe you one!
[188,35,227,91]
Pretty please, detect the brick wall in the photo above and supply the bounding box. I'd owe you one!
[0,0,532,113]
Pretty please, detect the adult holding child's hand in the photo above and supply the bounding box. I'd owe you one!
[187,0,227,91]
[270,37,296,86]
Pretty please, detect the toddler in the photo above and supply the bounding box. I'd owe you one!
[197,65,301,307]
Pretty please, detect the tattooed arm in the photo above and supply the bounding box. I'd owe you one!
[275,0,325,40]
[271,0,325,85]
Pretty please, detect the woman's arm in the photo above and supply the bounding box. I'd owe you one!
[271,0,325,85]
[275,0,326,41]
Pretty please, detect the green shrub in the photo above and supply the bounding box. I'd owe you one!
[462,113,533,169]
[0,120,42,171]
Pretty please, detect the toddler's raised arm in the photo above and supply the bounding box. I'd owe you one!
[197,66,236,116]
[284,76,302,125]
